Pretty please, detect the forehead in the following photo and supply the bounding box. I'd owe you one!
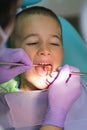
[16,14,61,34]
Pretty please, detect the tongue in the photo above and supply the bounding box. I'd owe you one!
[35,65,52,76]
[35,66,47,76]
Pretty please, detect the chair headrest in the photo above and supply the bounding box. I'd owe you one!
[20,0,42,8]
[59,16,87,81]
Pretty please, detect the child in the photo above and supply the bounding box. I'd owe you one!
[0,6,81,130]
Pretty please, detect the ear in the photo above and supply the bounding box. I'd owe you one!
[59,16,87,81]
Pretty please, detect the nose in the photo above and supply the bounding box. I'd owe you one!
[37,44,51,56]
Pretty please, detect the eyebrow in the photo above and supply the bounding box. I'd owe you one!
[22,33,61,41]
[51,34,61,39]
[22,34,38,41]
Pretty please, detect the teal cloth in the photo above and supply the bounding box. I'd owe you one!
[59,16,87,81]
[21,0,42,7]
[16,0,42,14]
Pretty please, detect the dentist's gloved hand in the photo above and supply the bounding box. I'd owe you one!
[42,65,81,128]
[0,48,32,84]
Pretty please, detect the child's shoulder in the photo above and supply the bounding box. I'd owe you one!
[0,79,20,93]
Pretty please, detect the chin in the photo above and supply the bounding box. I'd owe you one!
[34,81,48,90]
[37,85,48,90]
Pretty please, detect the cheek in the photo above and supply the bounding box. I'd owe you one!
[55,48,64,61]
[60,50,64,61]
[21,68,34,82]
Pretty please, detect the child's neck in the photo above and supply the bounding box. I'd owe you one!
[19,79,40,91]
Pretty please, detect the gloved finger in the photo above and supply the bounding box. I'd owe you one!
[0,65,31,83]
[46,71,58,85]
[10,49,32,66]
[1,48,33,67]
[67,66,80,86]
[69,66,80,81]
[70,65,80,73]
[46,65,70,85]
[46,66,62,82]
[57,64,71,83]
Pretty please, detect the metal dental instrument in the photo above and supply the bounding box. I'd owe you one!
[0,62,53,67]
[0,61,87,76]
[70,71,87,76]
[0,62,25,66]
[0,62,51,67]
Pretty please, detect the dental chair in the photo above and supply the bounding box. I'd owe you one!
[21,0,42,7]
[59,16,87,81]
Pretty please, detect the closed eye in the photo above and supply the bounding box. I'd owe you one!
[26,42,38,45]
[51,43,61,46]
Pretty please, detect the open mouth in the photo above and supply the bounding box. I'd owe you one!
[34,63,53,76]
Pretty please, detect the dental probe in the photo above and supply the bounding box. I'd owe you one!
[70,71,87,76]
[0,62,87,76]
[0,62,51,67]
[0,62,25,66]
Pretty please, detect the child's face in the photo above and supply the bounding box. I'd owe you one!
[16,14,64,90]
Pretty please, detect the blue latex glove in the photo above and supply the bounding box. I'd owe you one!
[42,65,81,128]
[0,48,32,83]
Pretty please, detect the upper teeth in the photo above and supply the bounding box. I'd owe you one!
[38,63,52,66]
